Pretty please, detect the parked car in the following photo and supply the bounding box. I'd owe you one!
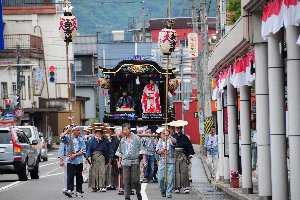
[15,126,42,162]
[0,127,39,181]
[39,133,48,162]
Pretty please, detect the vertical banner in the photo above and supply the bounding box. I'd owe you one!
[0,0,3,50]
[188,33,198,58]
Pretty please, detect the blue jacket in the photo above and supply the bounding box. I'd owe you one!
[61,134,86,165]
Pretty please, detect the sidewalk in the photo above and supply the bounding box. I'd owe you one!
[191,145,235,200]
[196,144,259,200]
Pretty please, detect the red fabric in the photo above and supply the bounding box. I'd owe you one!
[142,92,147,111]
[284,0,298,7]
[263,0,283,22]
[155,92,161,112]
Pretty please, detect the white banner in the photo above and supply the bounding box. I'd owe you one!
[33,68,44,96]
[188,33,198,58]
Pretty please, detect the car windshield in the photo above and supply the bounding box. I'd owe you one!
[0,130,12,144]
[18,128,32,138]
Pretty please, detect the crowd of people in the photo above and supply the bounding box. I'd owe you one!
[58,120,195,199]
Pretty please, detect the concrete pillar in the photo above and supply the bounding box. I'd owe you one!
[223,157,230,184]
[217,94,224,181]
[255,43,272,199]
[286,25,300,200]
[268,31,288,200]
[227,83,239,173]
[240,85,253,194]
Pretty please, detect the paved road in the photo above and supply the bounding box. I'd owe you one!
[0,149,233,200]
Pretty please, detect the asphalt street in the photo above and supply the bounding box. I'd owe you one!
[0,149,232,200]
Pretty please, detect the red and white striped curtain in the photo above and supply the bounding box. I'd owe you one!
[211,51,256,100]
[230,51,256,88]
[262,0,300,39]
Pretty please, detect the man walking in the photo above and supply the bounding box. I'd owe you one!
[171,121,195,194]
[156,129,176,198]
[61,126,86,198]
[142,128,157,183]
[204,126,218,178]
[116,123,144,200]
[106,126,120,190]
[82,127,92,183]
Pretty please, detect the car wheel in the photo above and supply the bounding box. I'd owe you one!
[30,160,39,179]
[18,160,29,181]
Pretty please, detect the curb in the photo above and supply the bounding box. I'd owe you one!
[199,155,250,200]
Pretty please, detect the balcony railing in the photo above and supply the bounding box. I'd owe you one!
[4,34,43,51]
[3,0,53,6]
[76,75,98,87]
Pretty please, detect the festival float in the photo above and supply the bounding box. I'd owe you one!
[99,55,177,126]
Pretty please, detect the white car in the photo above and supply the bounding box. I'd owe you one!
[15,126,42,162]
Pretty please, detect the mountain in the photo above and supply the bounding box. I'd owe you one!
[71,0,216,35]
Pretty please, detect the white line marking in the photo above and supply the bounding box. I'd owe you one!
[41,167,61,176]
[47,154,54,156]
[40,162,57,168]
[141,183,148,200]
[0,165,62,192]
[48,158,57,160]
[0,181,22,192]
[40,172,64,178]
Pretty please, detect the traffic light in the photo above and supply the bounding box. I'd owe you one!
[5,99,11,109]
[49,65,56,83]
[13,95,19,108]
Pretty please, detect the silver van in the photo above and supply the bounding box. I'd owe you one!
[0,127,39,181]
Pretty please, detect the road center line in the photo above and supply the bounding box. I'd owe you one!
[141,183,148,200]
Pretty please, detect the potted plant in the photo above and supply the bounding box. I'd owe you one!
[230,170,239,188]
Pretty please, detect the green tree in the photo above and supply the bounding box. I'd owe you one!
[227,0,241,25]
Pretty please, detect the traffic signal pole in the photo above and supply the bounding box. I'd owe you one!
[16,44,21,125]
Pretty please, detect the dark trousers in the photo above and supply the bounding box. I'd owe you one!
[123,164,141,199]
[67,163,83,192]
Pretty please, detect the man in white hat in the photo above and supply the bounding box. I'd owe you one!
[170,120,195,194]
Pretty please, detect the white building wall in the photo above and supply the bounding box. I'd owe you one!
[2,13,74,109]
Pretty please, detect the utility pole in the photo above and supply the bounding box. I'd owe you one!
[216,0,222,40]
[16,45,21,109]
[142,1,146,42]
[180,45,185,133]
[168,0,171,18]
[16,45,21,125]
[190,0,205,145]
[200,0,212,118]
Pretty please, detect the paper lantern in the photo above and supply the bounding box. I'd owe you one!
[158,28,177,55]
[59,3,78,43]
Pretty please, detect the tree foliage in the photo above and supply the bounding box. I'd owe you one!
[227,0,241,25]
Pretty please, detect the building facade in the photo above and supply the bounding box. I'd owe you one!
[0,0,85,138]
[209,0,300,199]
